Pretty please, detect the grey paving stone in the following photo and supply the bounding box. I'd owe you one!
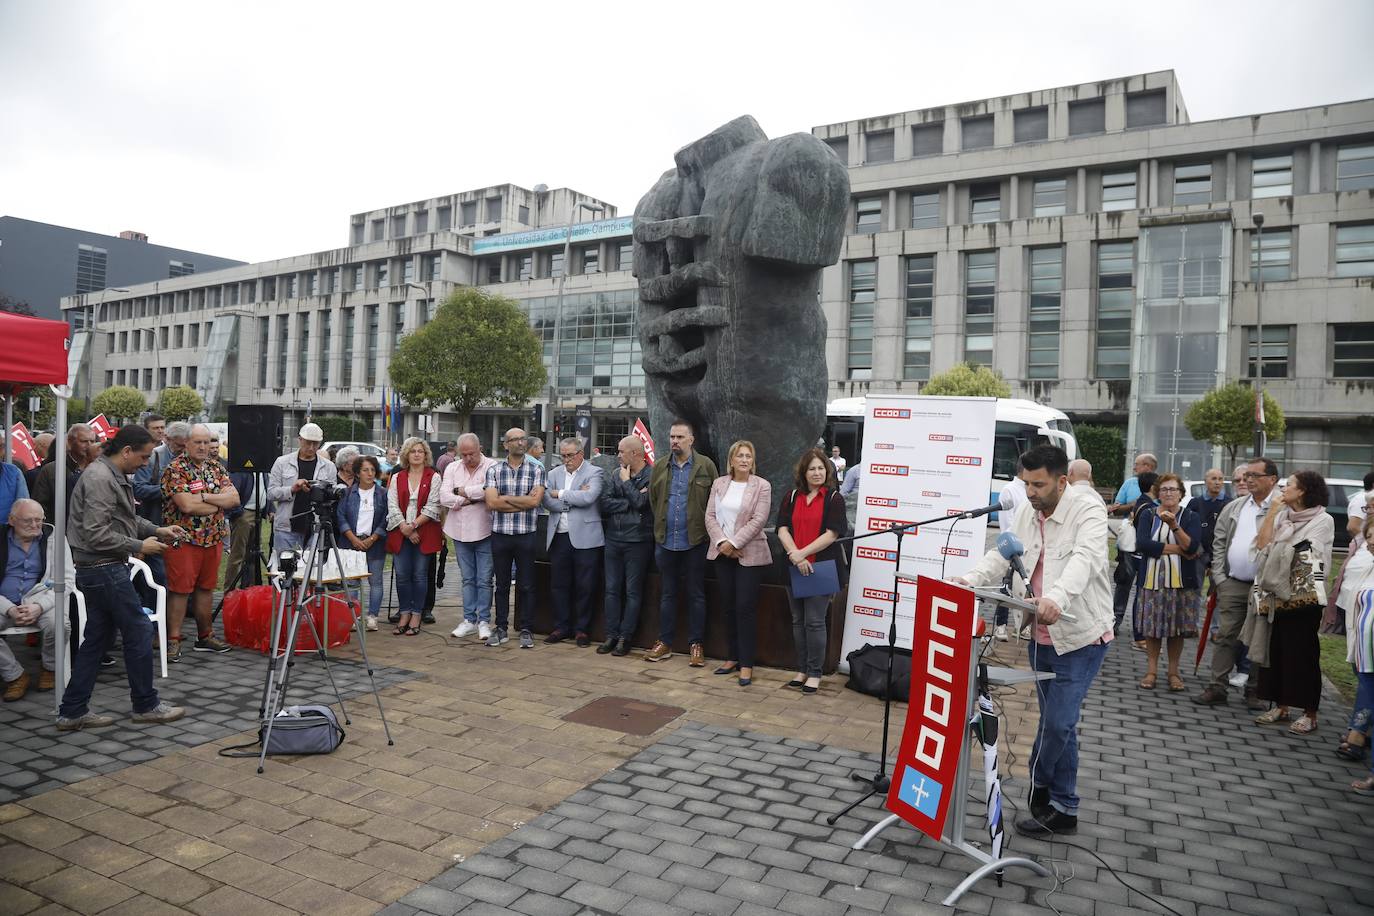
[509,865,577,897]
[717,875,786,908]
[451,874,526,907]
[562,880,634,913]
[508,890,581,916]
[398,886,473,915]
[612,869,679,903]
[662,860,729,892]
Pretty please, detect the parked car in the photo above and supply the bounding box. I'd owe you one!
[1183,476,1362,551]
[322,442,386,461]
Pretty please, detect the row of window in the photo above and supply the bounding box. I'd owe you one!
[350,198,531,244]
[852,145,1374,233]
[845,247,1374,382]
[254,301,426,392]
[831,89,1172,165]
[111,322,212,355]
[483,241,635,285]
[106,365,198,393]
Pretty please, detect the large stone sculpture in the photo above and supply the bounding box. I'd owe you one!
[633,115,850,509]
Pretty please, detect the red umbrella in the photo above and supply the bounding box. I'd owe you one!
[1194,590,1217,674]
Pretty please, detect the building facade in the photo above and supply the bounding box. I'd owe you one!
[64,73,1374,477]
[1,216,244,321]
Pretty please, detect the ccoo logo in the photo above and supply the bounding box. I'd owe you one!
[853,605,885,619]
[865,496,898,508]
[856,546,899,563]
[869,517,915,533]
[946,455,983,466]
[928,433,953,441]
[860,628,886,640]
[871,464,910,476]
[872,408,912,419]
[862,587,895,602]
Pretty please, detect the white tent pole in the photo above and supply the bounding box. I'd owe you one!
[52,386,69,713]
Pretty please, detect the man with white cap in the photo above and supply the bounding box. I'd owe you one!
[266,422,337,554]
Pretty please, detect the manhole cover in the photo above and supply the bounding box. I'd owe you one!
[562,696,686,736]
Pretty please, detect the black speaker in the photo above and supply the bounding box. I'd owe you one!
[227,405,284,472]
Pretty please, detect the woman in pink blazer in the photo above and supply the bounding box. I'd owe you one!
[706,440,773,686]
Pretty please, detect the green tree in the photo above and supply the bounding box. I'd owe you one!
[389,288,545,431]
[156,385,204,420]
[0,293,35,316]
[92,385,147,423]
[1076,424,1126,491]
[17,386,57,432]
[922,362,1012,398]
[1184,382,1285,467]
[314,416,370,442]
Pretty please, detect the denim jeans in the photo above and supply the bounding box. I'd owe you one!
[1027,638,1109,816]
[60,564,161,718]
[604,539,652,640]
[364,551,386,618]
[656,543,707,645]
[548,534,601,635]
[455,538,494,624]
[392,541,428,615]
[716,557,763,668]
[1348,667,1374,738]
[788,593,830,678]
[273,529,306,556]
[491,532,537,633]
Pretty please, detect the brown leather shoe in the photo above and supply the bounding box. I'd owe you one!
[689,643,705,667]
[1244,682,1266,711]
[37,669,55,691]
[3,671,30,702]
[644,640,672,662]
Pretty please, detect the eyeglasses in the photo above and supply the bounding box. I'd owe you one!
[1158,487,1182,493]
[504,437,526,444]
[1242,472,1274,480]
[12,516,44,525]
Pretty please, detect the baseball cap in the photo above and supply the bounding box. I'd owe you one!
[299,423,324,442]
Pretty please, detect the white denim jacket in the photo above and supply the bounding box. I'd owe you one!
[963,481,1114,655]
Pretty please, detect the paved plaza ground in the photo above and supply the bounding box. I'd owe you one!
[1,577,1371,915]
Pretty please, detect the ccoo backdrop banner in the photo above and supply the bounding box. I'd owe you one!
[839,395,996,669]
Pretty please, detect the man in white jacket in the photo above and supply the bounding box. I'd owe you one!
[955,445,1114,838]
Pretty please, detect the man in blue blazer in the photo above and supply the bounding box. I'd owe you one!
[542,437,604,646]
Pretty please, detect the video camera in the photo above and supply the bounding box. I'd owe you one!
[306,480,347,509]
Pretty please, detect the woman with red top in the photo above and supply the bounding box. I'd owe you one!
[386,437,442,635]
[776,448,847,694]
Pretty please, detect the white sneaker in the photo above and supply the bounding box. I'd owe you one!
[453,620,478,638]
[366,617,378,632]
[1228,671,1249,688]
[994,624,1009,642]
[478,622,493,641]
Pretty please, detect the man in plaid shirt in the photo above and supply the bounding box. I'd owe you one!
[484,428,546,649]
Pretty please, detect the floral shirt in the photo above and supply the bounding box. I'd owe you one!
[161,454,231,547]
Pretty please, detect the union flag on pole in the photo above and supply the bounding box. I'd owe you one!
[632,418,656,465]
[9,423,39,470]
[88,413,117,443]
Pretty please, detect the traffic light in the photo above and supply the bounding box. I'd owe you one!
[531,404,543,430]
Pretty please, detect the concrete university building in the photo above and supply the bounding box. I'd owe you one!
[65,70,1374,478]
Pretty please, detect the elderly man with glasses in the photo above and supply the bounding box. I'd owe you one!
[0,499,73,701]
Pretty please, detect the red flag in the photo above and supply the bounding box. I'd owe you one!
[88,413,117,442]
[632,418,656,465]
[9,423,39,471]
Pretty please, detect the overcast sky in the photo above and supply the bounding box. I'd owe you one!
[2,0,1371,264]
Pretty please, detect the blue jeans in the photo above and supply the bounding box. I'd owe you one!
[455,538,494,624]
[604,539,652,640]
[656,543,707,646]
[392,541,428,615]
[1350,668,1374,740]
[1027,638,1109,816]
[60,564,160,718]
[273,529,306,555]
[364,550,386,618]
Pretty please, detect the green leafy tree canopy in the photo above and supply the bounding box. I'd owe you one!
[388,288,546,431]
[314,416,370,442]
[156,385,204,420]
[1184,382,1285,466]
[923,362,1012,398]
[18,387,57,432]
[92,385,147,423]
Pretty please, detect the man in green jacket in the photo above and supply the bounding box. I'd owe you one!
[645,420,717,666]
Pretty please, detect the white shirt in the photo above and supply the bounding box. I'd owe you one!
[716,481,748,542]
[999,477,1028,513]
[1226,492,1273,582]
[1071,480,1106,505]
[355,486,376,538]
[555,463,581,534]
[1349,489,1372,524]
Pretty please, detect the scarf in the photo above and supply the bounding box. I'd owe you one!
[1143,509,1182,590]
[1272,504,1323,544]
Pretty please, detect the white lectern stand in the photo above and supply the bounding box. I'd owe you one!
[853,586,1053,906]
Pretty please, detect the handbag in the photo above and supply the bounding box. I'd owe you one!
[844,644,912,702]
[259,704,346,755]
[1256,538,1326,615]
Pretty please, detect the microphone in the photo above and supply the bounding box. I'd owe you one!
[955,502,1002,520]
[996,532,1030,582]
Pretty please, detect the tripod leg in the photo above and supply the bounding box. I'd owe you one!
[322,526,393,745]
[259,583,308,773]
[826,782,883,825]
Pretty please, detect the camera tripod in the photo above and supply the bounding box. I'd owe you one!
[256,500,394,773]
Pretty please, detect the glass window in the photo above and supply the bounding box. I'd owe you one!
[518,254,533,281]
[352,223,365,245]
[1068,99,1105,136]
[1174,162,1212,205]
[970,183,1000,224]
[847,261,876,380]
[865,130,894,163]
[340,309,354,387]
[371,218,385,241]
[402,259,415,285]
[460,201,477,225]
[415,211,428,234]
[429,254,442,281]
[257,318,270,388]
[276,315,289,388]
[437,206,452,230]
[1250,228,1293,281]
[1252,154,1293,198]
[365,304,379,386]
[582,247,599,274]
[911,123,943,157]
[297,314,310,387]
[1245,325,1292,379]
[189,322,199,348]
[1125,90,1167,128]
[187,366,197,389]
[75,244,108,293]
[484,259,501,284]
[318,310,332,387]
[855,197,883,233]
[826,136,848,163]
[486,198,502,222]
[375,261,388,288]
[306,272,317,296]
[1095,241,1134,379]
[595,418,630,455]
[158,368,167,391]
[1332,427,1374,478]
[393,301,407,340]
[392,214,406,238]
[1033,178,1067,217]
[1337,144,1374,192]
[910,191,940,229]
[174,325,184,348]
[1014,107,1048,143]
[904,255,934,380]
[549,250,565,279]
[1333,322,1374,378]
[961,116,993,151]
[1027,247,1063,379]
[1335,224,1374,277]
[1102,170,1137,211]
[518,205,530,223]
[964,251,996,366]
[351,266,364,291]
[285,275,297,299]
[618,242,633,271]
[168,260,194,278]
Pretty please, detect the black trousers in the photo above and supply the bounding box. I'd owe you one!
[548,533,601,635]
[715,557,763,668]
[491,532,537,633]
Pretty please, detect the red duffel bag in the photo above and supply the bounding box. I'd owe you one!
[222,585,356,653]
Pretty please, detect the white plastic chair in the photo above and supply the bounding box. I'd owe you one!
[3,590,88,688]
[128,557,168,678]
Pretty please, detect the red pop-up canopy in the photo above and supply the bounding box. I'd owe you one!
[0,311,70,393]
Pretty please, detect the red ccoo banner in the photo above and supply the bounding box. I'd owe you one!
[88,413,117,443]
[632,418,656,465]
[9,423,40,470]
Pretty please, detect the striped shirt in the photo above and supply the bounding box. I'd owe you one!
[485,459,546,536]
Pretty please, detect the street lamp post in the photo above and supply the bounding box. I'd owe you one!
[83,287,129,416]
[1252,213,1266,457]
[549,201,605,434]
